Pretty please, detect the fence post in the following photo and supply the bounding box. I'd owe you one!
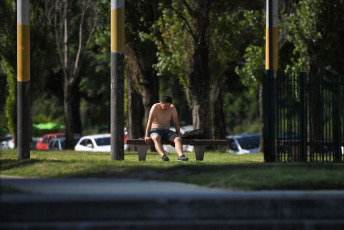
[332,74,341,162]
[299,72,307,162]
[263,70,275,162]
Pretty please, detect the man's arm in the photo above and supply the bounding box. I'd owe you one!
[171,107,181,136]
[145,104,157,144]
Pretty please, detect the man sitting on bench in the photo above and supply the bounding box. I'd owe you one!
[144,95,189,161]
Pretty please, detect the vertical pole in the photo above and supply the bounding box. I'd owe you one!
[299,72,307,162]
[272,1,278,161]
[264,0,278,162]
[263,70,273,161]
[17,0,30,160]
[111,0,125,160]
[265,0,278,73]
[332,74,341,162]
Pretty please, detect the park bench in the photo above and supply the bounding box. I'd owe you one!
[125,139,231,161]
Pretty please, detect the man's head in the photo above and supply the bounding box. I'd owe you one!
[161,95,172,104]
[160,95,172,110]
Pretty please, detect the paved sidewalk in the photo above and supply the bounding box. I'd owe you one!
[1,176,344,230]
[1,176,344,198]
[1,176,229,196]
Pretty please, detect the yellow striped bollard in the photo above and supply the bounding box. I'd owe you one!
[111,0,125,160]
[17,0,30,159]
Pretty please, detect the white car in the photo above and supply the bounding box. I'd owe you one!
[74,134,128,152]
[1,135,15,149]
[226,133,260,154]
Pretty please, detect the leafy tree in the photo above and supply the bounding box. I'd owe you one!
[78,35,111,132]
[154,0,214,138]
[44,0,98,148]
[281,0,344,145]
[95,0,161,139]
[1,61,16,139]
[209,2,261,139]
[0,0,17,142]
[233,7,268,151]
[30,1,65,130]
[282,0,344,76]
[125,0,161,135]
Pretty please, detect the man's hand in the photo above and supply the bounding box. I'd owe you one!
[145,137,151,144]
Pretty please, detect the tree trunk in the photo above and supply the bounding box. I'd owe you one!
[63,80,82,149]
[45,0,97,149]
[188,45,212,138]
[127,74,144,150]
[126,44,159,131]
[72,82,82,135]
[142,85,159,126]
[187,0,212,138]
[64,81,74,149]
[211,79,226,139]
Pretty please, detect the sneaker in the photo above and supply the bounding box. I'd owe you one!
[177,155,189,161]
[162,155,169,161]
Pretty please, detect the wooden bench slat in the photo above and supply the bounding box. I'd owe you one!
[125,138,230,161]
[125,139,230,146]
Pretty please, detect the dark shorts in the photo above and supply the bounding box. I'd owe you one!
[150,129,177,141]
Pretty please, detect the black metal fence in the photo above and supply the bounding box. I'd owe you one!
[264,71,344,162]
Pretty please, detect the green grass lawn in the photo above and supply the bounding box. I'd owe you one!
[1,149,344,190]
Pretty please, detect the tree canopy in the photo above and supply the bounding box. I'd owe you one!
[1,0,343,146]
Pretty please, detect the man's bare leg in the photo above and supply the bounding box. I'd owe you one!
[170,134,183,157]
[151,134,165,157]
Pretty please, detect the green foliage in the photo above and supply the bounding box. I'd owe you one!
[280,0,344,75]
[0,0,16,135]
[1,60,16,137]
[224,89,259,134]
[281,0,321,73]
[153,4,193,88]
[235,45,264,92]
[2,0,343,140]
[233,9,265,93]
[208,6,242,83]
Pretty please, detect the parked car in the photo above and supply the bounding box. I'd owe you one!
[226,133,260,154]
[36,133,65,150]
[75,134,128,152]
[47,137,81,150]
[30,138,39,150]
[0,135,15,149]
[0,135,4,150]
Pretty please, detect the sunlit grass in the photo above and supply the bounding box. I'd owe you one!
[1,149,344,190]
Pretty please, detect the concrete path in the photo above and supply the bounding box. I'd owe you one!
[1,176,344,230]
[1,176,229,196]
[1,176,344,198]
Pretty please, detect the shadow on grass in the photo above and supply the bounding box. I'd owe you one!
[64,162,344,190]
[67,162,344,178]
[0,159,61,171]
